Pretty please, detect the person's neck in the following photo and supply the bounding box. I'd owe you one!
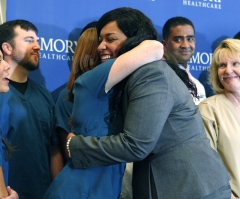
[178,63,188,70]
[180,63,188,69]
[223,90,240,113]
[8,64,29,83]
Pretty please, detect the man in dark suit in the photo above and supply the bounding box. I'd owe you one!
[66,7,231,199]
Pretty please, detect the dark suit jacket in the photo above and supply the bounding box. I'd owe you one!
[70,60,230,199]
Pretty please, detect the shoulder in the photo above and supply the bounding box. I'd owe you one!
[126,60,184,90]
[198,95,225,117]
[55,86,72,108]
[75,59,116,85]
[135,60,169,72]
[199,94,223,107]
[124,60,191,105]
[86,59,116,76]
[28,79,54,103]
[127,60,172,81]
[28,78,50,93]
[56,86,68,101]
[74,59,117,97]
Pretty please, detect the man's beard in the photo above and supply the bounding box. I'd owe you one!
[19,58,39,71]
[12,50,39,71]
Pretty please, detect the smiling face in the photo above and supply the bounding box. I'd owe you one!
[218,55,240,93]
[163,25,195,68]
[0,50,10,92]
[97,21,127,63]
[11,26,40,71]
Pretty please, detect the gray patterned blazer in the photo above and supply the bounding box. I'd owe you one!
[70,60,230,199]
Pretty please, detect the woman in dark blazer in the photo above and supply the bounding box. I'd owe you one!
[67,7,231,199]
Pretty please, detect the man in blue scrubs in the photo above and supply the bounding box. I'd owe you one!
[0,20,63,199]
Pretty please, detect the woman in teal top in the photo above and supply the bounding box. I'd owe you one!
[43,22,163,198]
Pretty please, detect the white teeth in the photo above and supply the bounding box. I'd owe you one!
[101,55,110,60]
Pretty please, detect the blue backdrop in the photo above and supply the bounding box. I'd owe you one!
[6,0,240,98]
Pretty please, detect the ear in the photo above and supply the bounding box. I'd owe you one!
[2,42,13,55]
[161,40,168,51]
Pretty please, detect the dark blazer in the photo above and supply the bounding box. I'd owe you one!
[70,60,230,199]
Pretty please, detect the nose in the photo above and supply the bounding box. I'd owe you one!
[97,41,106,53]
[180,38,190,48]
[33,41,41,50]
[3,60,10,72]
[224,63,233,74]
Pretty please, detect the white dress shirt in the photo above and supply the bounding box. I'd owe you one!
[179,64,206,105]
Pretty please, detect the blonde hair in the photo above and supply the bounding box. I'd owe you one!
[209,38,240,94]
[67,27,100,101]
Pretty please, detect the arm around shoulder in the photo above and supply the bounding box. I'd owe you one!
[105,40,163,92]
[70,62,173,169]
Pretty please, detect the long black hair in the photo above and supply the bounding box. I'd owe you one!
[163,51,198,98]
[97,8,198,119]
[97,7,158,55]
[97,8,159,120]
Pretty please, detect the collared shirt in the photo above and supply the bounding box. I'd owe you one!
[179,64,206,105]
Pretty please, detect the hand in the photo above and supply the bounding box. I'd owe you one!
[3,186,18,199]
[231,193,237,199]
[66,132,76,141]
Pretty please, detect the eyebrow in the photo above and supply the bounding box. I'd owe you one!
[24,36,34,39]
[105,33,117,37]
[173,35,195,38]
[24,36,39,42]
